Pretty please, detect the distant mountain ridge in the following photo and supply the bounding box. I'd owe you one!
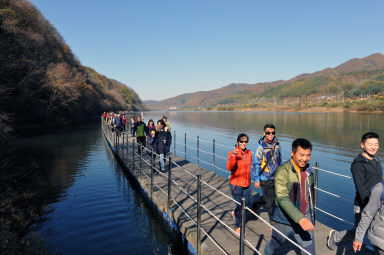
[146,53,384,110]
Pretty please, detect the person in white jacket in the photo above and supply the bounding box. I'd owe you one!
[353,182,384,254]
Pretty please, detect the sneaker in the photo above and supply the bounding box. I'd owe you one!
[327,230,336,251]
[231,211,235,219]
[235,227,246,237]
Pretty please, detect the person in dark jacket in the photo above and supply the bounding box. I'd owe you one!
[133,115,148,152]
[146,128,157,170]
[155,120,171,172]
[327,132,383,250]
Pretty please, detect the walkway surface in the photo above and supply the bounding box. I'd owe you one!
[103,127,373,255]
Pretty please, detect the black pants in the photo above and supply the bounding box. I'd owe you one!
[260,180,276,219]
[136,136,146,153]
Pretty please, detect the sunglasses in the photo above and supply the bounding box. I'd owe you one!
[265,132,276,135]
[239,140,248,143]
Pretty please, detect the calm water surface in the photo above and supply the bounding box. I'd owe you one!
[18,111,384,254]
[145,111,384,230]
[18,124,185,255]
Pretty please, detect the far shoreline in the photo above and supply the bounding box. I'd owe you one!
[150,106,384,114]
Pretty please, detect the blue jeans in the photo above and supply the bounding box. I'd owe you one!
[159,153,167,171]
[264,221,316,255]
[229,183,252,228]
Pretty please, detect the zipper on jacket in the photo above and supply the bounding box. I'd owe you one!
[306,176,314,224]
[244,151,247,186]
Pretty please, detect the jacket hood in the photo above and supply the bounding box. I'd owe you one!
[353,153,376,163]
[289,159,313,175]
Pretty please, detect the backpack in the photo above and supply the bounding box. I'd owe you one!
[136,123,145,137]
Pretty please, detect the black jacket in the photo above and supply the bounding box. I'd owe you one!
[146,135,157,154]
[351,153,383,208]
[155,130,172,154]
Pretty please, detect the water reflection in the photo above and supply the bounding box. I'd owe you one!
[15,123,185,255]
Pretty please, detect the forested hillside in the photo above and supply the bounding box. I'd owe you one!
[0,0,145,137]
[146,53,384,111]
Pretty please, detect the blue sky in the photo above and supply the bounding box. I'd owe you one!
[30,0,384,101]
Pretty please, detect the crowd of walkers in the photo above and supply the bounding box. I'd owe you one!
[227,124,384,254]
[102,112,172,173]
[103,112,384,254]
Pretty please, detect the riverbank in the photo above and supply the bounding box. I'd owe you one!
[198,104,384,113]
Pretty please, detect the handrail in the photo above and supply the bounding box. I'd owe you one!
[170,129,358,231]
[102,117,356,254]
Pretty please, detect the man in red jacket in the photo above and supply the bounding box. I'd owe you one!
[227,133,253,235]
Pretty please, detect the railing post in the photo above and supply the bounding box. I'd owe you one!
[150,148,154,181]
[184,133,187,160]
[122,131,125,150]
[212,139,216,175]
[139,143,142,175]
[125,133,128,161]
[197,136,200,168]
[174,131,176,156]
[314,161,319,222]
[239,197,246,255]
[150,149,154,198]
[117,132,119,152]
[197,174,202,255]
[168,156,172,213]
[132,139,135,171]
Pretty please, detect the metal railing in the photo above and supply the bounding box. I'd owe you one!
[102,116,360,254]
[172,130,357,227]
[102,119,318,255]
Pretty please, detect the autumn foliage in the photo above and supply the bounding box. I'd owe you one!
[0,0,145,135]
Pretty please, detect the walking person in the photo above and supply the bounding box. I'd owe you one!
[227,133,253,235]
[327,132,383,250]
[130,117,135,135]
[155,120,171,173]
[253,124,282,219]
[133,115,148,152]
[122,115,127,131]
[162,115,171,132]
[263,138,316,255]
[146,128,157,171]
[353,181,384,255]
[147,119,156,131]
[113,113,122,134]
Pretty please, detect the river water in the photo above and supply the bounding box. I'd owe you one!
[17,124,185,255]
[144,111,384,230]
[18,111,384,254]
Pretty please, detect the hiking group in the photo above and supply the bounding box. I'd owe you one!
[102,112,384,254]
[227,124,383,255]
[102,112,172,173]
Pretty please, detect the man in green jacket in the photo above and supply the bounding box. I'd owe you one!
[264,138,316,255]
